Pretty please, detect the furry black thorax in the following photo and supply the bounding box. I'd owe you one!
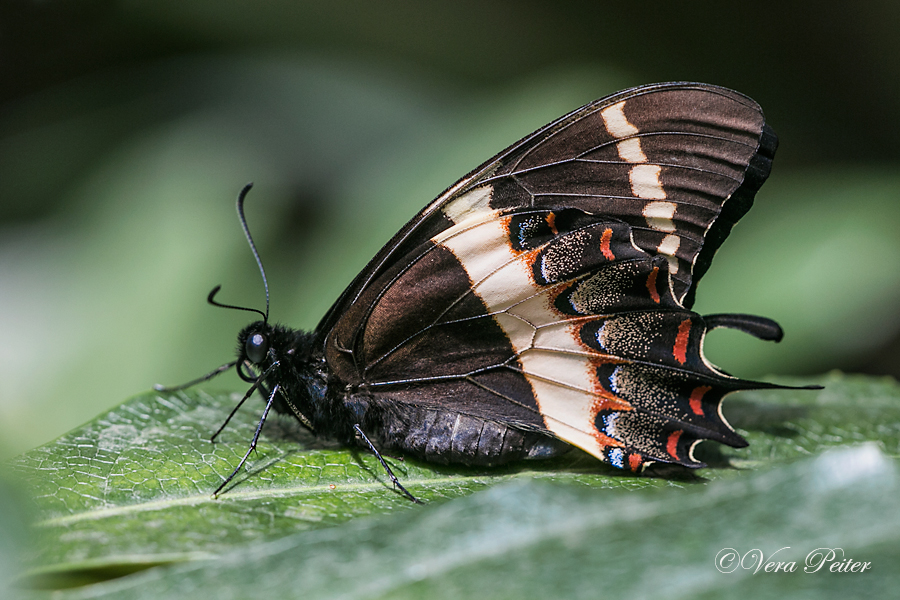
[235,321,366,445]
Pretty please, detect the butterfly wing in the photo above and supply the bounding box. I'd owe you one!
[321,82,780,470]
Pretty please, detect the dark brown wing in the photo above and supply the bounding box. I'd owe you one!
[321,82,781,470]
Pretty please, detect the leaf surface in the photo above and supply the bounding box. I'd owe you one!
[10,372,900,594]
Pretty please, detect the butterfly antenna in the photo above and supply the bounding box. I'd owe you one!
[236,182,269,324]
[207,285,266,321]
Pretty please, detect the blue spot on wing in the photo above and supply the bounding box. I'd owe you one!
[608,447,624,469]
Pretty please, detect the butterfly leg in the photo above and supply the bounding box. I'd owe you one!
[211,361,279,443]
[209,382,267,442]
[153,359,238,392]
[247,381,273,460]
[353,424,422,504]
[213,383,279,497]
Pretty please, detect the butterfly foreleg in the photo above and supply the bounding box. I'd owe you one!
[213,383,279,497]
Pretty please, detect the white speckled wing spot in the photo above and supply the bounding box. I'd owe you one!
[537,228,591,284]
[629,164,667,200]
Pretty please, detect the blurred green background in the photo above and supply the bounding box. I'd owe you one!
[1,1,899,460]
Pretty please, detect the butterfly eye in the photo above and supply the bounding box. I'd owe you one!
[245,332,268,364]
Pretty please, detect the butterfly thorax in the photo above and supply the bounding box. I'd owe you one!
[236,322,359,443]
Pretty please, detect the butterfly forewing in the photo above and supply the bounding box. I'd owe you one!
[322,82,780,471]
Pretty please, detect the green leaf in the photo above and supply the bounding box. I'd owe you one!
[10,372,900,595]
[21,448,900,599]
[0,471,33,599]
[9,390,663,588]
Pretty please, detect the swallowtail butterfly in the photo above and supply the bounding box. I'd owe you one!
[160,82,798,501]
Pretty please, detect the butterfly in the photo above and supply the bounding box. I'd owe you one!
[159,82,801,502]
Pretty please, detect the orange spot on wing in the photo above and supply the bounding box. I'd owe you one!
[600,227,615,261]
[646,266,660,303]
[593,432,623,448]
[590,394,631,410]
[689,385,711,416]
[546,211,559,235]
[673,318,691,364]
[588,391,633,448]
[666,430,683,460]
[628,453,643,471]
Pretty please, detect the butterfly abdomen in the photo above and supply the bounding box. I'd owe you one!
[373,403,571,466]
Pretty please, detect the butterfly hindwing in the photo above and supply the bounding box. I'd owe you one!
[322,82,781,471]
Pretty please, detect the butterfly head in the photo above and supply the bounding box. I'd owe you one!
[234,319,301,368]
